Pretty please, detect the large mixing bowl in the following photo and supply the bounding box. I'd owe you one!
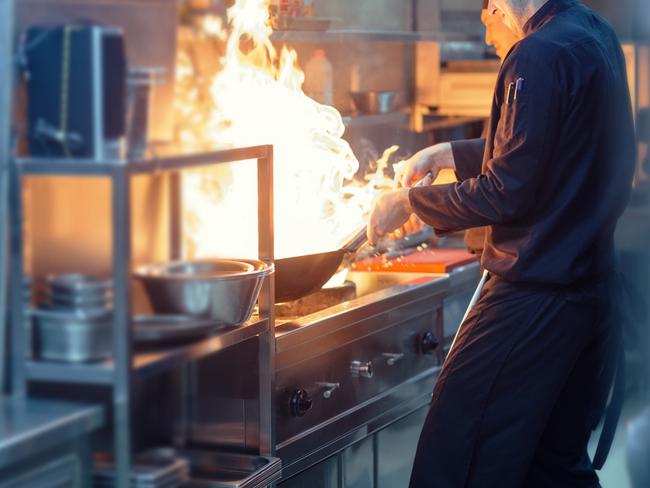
[134,259,273,325]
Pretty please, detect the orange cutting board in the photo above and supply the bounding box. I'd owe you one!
[352,248,478,273]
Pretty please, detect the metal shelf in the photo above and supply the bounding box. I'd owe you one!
[16,145,272,177]
[270,29,482,43]
[343,111,410,129]
[133,318,269,379]
[25,318,269,384]
[26,360,114,384]
[10,145,276,485]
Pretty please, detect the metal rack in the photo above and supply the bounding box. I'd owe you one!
[8,145,276,488]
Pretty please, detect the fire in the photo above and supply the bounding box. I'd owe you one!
[177,0,395,260]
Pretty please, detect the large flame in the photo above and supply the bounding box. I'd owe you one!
[178,0,394,260]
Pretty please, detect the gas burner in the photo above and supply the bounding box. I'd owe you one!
[275,281,357,318]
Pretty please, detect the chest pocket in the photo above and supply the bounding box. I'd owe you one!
[494,82,527,156]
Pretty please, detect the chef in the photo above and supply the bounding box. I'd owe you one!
[367,0,636,486]
[441,0,520,258]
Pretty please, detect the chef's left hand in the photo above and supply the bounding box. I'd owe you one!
[367,188,414,245]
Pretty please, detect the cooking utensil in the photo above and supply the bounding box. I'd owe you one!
[132,315,221,346]
[350,91,401,114]
[135,259,272,325]
[275,226,368,303]
[33,308,112,362]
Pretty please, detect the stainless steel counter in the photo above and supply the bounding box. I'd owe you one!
[0,396,103,470]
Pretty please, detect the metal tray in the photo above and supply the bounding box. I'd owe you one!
[132,315,221,346]
[94,448,189,485]
[173,449,281,488]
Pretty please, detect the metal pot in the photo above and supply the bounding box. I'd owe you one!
[135,259,273,325]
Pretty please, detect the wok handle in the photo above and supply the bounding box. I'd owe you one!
[343,227,369,254]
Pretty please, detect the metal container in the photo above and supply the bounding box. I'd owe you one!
[350,91,401,114]
[126,67,166,160]
[47,290,112,309]
[44,273,113,295]
[135,259,273,325]
[33,308,112,362]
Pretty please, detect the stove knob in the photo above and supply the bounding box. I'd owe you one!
[350,360,373,379]
[289,389,313,418]
[420,331,439,355]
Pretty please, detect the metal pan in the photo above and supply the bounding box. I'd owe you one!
[274,227,368,303]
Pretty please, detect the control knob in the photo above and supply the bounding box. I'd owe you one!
[350,360,373,379]
[289,389,313,417]
[420,331,439,355]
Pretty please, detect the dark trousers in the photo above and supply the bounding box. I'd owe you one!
[409,276,618,488]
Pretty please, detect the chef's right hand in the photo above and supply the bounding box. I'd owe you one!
[395,142,456,189]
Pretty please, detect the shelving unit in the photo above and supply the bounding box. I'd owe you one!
[9,145,276,488]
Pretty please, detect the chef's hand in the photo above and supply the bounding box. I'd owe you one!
[395,142,455,189]
[367,189,413,245]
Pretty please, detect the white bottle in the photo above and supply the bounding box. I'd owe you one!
[303,49,333,106]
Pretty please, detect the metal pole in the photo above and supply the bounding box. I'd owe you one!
[257,145,275,455]
[0,0,16,396]
[112,166,132,487]
[169,172,182,260]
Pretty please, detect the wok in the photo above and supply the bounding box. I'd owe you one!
[274,228,368,303]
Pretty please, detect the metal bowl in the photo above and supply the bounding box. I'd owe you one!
[134,259,273,325]
[350,91,401,114]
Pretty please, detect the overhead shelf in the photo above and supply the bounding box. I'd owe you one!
[270,30,482,43]
[16,145,272,177]
[26,318,268,384]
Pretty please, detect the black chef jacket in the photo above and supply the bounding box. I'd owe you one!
[451,139,488,256]
[411,0,636,285]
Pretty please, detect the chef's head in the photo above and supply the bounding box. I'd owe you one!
[481,0,519,60]
[486,0,543,38]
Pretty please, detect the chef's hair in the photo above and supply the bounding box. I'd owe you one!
[483,0,489,8]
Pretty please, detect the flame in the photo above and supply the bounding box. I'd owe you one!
[177,0,393,260]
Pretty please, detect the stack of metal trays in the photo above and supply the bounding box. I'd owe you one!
[93,448,190,488]
[175,450,282,488]
[33,274,113,362]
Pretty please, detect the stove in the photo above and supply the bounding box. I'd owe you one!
[273,264,480,482]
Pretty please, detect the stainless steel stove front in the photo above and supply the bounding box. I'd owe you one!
[274,272,450,479]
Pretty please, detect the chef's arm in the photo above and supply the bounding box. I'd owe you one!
[409,51,561,233]
[451,138,486,181]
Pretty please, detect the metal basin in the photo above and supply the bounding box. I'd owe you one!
[135,259,273,325]
[350,91,401,114]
